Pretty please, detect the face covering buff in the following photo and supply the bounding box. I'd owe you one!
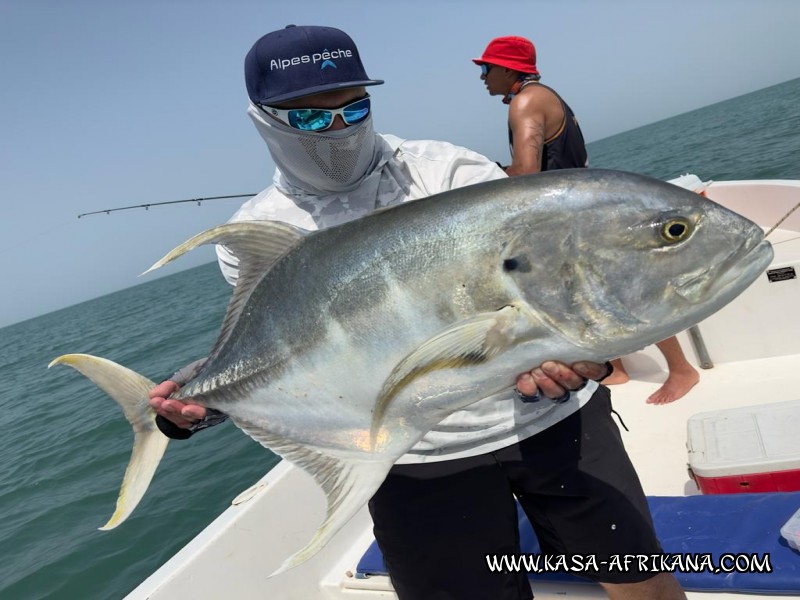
[248,103,381,196]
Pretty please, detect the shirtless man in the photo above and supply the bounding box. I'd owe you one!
[474,35,699,404]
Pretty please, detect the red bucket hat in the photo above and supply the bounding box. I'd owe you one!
[472,36,539,75]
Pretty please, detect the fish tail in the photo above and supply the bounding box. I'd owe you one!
[48,353,168,530]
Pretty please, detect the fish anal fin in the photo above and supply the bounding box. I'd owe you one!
[257,434,392,575]
[370,302,540,446]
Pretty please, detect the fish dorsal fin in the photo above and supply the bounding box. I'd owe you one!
[371,302,540,446]
[144,220,307,360]
[246,429,393,575]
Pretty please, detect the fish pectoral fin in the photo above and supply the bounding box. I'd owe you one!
[263,438,393,575]
[370,302,539,446]
[48,354,168,530]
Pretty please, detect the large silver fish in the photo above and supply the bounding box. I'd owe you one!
[50,169,773,573]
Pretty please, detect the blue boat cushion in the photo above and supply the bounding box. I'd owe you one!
[356,492,800,593]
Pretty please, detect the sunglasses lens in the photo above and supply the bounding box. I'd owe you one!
[288,109,332,132]
[277,96,371,131]
[342,98,371,125]
[481,64,491,76]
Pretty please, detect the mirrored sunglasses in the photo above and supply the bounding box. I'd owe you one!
[480,63,494,76]
[260,96,371,132]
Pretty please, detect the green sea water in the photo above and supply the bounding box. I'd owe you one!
[1,77,799,600]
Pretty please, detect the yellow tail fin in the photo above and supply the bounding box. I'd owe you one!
[48,354,169,529]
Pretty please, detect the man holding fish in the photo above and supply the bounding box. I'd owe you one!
[149,25,685,599]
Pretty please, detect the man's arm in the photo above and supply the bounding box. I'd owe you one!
[505,91,547,176]
[506,85,572,176]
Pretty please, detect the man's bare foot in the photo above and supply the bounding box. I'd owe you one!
[647,365,700,404]
[602,358,630,385]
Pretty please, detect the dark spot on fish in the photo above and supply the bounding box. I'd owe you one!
[504,255,532,272]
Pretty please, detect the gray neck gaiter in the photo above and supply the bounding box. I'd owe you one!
[248,103,381,196]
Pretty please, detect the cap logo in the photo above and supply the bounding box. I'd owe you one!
[269,48,353,71]
[320,49,336,70]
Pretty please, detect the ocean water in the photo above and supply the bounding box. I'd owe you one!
[1,77,798,600]
[587,77,800,181]
[0,264,277,599]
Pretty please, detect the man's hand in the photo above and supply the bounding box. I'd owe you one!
[148,381,208,430]
[516,360,610,399]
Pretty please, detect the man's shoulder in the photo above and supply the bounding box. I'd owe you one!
[228,186,316,229]
[515,83,562,108]
[228,186,281,219]
[392,138,492,166]
[512,83,567,128]
[382,136,505,193]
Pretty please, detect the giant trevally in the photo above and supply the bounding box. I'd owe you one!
[50,169,773,574]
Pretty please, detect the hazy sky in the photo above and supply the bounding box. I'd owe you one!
[2,0,799,327]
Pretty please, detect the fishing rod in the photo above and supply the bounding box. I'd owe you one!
[765,198,800,239]
[76,194,258,218]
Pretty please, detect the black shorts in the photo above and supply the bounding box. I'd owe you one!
[368,386,662,600]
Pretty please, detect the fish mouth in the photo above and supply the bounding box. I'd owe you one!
[674,239,774,302]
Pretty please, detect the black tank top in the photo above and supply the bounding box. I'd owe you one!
[508,82,588,172]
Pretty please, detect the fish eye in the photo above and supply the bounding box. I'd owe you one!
[660,218,693,243]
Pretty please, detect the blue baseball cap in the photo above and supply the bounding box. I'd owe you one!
[245,25,384,105]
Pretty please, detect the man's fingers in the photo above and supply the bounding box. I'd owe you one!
[572,360,613,382]
[149,392,208,429]
[530,367,567,399]
[541,361,585,390]
[148,380,180,400]
[515,373,539,397]
[180,404,207,422]
[516,360,612,405]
